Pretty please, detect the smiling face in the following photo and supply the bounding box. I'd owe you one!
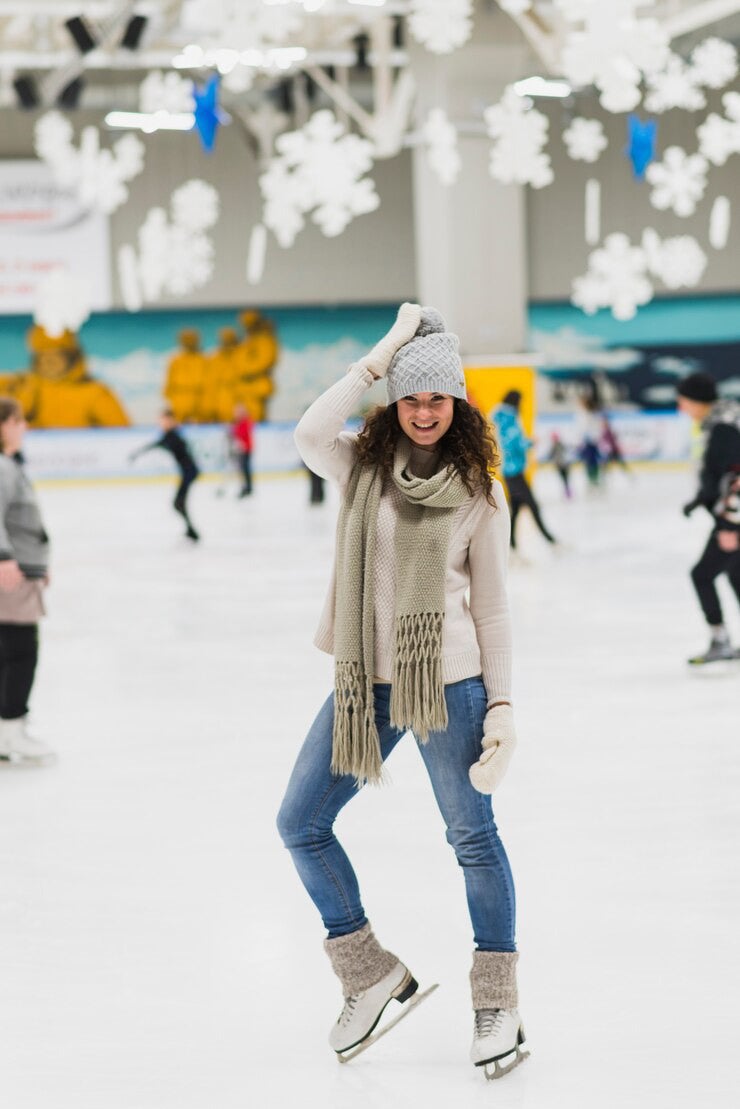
[396,392,455,449]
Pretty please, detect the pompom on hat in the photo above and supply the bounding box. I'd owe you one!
[386,307,467,404]
[676,372,717,404]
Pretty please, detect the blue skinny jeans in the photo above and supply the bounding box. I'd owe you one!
[277,677,516,951]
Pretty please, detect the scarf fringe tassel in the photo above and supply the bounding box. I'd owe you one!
[391,612,448,743]
[332,662,384,786]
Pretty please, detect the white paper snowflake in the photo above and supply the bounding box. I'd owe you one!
[690,37,738,90]
[641,229,707,289]
[259,110,379,247]
[644,54,706,113]
[555,0,669,113]
[34,111,144,216]
[34,272,92,338]
[139,71,195,115]
[117,180,220,309]
[422,108,461,186]
[484,87,553,188]
[222,65,255,95]
[697,92,740,166]
[646,146,708,217]
[499,0,532,14]
[562,118,607,162]
[408,0,473,55]
[571,232,653,320]
[170,179,220,233]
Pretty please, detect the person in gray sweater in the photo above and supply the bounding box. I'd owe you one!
[0,397,55,765]
[277,306,527,1080]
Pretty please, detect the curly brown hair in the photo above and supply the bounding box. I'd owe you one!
[355,399,501,506]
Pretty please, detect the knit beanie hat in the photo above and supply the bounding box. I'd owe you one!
[676,372,717,403]
[386,307,467,404]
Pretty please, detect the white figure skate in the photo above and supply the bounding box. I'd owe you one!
[471,1008,529,1080]
[330,961,438,1063]
[0,718,56,766]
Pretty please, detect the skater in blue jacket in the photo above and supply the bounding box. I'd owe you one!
[491,391,557,550]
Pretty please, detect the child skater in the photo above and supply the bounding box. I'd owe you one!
[277,305,527,1080]
[130,409,201,541]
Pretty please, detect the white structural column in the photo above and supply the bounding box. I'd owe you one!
[410,22,532,357]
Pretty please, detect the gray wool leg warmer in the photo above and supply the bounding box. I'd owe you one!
[470,951,519,1010]
[324,923,400,996]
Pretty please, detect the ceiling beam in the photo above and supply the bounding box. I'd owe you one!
[660,0,740,38]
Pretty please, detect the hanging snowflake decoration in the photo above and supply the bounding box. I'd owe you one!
[117,180,220,310]
[645,146,708,217]
[259,110,379,247]
[34,272,92,338]
[697,92,740,166]
[690,37,738,90]
[408,0,474,55]
[499,0,532,13]
[422,108,461,186]
[484,87,553,188]
[555,0,669,113]
[562,118,607,163]
[641,228,707,290]
[181,0,302,50]
[139,71,195,115]
[34,111,144,215]
[644,54,706,114]
[571,232,653,320]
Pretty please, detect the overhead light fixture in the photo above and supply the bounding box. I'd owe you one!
[174,43,308,72]
[13,75,40,110]
[121,14,148,51]
[64,15,98,54]
[513,76,571,99]
[105,110,195,133]
[348,0,387,7]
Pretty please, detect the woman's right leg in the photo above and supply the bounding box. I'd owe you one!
[0,623,38,719]
[276,689,405,938]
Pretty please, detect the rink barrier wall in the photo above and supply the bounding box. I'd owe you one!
[22,412,694,482]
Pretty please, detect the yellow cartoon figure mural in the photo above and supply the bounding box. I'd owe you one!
[234,310,278,422]
[163,329,209,424]
[162,311,279,424]
[0,326,130,428]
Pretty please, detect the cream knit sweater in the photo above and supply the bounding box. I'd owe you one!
[295,364,512,705]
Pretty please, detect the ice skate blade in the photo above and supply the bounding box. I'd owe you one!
[0,752,57,769]
[482,1044,530,1081]
[336,984,439,1064]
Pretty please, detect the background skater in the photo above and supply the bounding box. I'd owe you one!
[130,409,201,541]
[277,304,527,1080]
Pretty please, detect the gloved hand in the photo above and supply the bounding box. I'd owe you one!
[469,704,517,795]
[682,498,700,518]
[359,302,421,380]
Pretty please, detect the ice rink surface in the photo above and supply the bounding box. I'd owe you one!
[1,465,738,1109]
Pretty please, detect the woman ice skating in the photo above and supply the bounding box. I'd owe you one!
[229,404,254,498]
[491,389,557,549]
[130,409,201,541]
[677,373,740,665]
[277,304,527,1079]
[0,398,55,766]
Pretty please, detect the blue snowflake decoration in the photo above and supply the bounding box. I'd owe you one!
[193,75,228,153]
[625,115,657,180]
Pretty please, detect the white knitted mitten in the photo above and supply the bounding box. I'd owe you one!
[469,704,517,795]
[359,302,422,379]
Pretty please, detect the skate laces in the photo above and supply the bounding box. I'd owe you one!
[475,1009,504,1037]
[338,995,359,1027]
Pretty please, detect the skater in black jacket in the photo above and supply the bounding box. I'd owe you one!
[677,373,740,664]
[130,409,201,541]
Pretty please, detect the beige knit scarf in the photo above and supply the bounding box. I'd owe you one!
[332,437,470,785]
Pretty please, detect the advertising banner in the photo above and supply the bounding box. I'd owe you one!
[0,160,111,314]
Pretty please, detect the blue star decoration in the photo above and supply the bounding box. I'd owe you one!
[192,74,229,153]
[625,115,657,180]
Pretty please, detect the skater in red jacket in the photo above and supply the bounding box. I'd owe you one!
[229,404,254,498]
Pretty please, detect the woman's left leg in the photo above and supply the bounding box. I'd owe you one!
[416,677,519,1011]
